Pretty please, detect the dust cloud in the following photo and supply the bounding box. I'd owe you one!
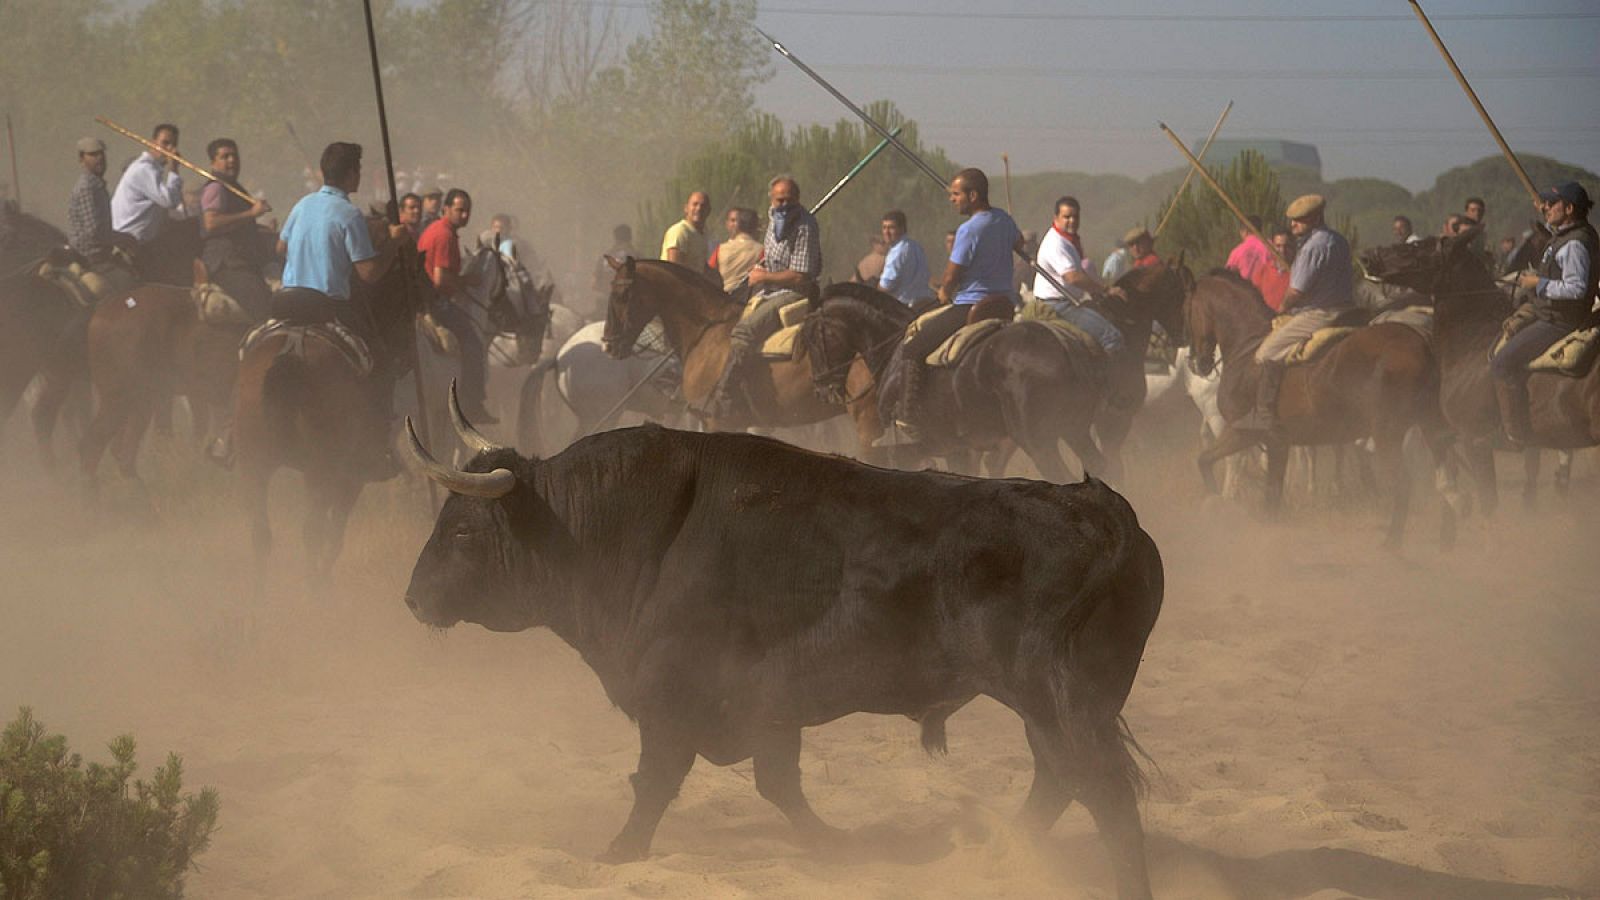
[1,399,1596,899]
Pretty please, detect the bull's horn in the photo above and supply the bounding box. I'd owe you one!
[404,417,515,498]
[448,380,503,454]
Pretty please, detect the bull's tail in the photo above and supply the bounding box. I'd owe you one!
[1049,480,1164,797]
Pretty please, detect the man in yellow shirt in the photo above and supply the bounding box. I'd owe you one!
[661,190,714,283]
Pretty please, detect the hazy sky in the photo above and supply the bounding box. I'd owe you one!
[730,0,1600,190]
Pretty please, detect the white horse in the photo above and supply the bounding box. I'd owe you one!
[515,319,685,456]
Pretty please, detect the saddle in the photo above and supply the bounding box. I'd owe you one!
[239,318,373,377]
[1529,327,1600,377]
[757,298,813,360]
[1274,307,1373,366]
[921,317,1101,369]
[34,257,136,308]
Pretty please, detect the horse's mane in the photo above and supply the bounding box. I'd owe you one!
[636,258,727,297]
[819,281,918,325]
[0,204,69,274]
[1202,266,1274,316]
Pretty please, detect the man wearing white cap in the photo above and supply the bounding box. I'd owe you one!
[1236,193,1353,435]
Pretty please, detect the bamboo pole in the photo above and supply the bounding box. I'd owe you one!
[1158,122,1286,268]
[1154,100,1232,238]
[96,116,255,204]
[1407,0,1540,203]
[1001,153,1014,213]
[5,115,20,210]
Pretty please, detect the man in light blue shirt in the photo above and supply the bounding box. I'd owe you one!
[875,209,934,308]
[276,142,404,309]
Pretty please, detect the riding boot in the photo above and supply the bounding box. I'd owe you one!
[704,342,750,420]
[873,360,928,447]
[1235,361,1286,437]
[1495,380,1533,447]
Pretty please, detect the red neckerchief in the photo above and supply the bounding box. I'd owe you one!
[1052,223,1083,256]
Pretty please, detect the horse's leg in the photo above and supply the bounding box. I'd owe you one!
[315,478,363,584]
[1424,429,1463,550]
[1464,439,1498,517]
[241,463,273,597]
[189,398,213,450]
[1197,427,1261,495]
[1521,448,1541,512]
[111,402,152,482]
[28,372,74,470]
[1374,431,1411,551]
[983,442,1018,478]
[843,360,886,465]
[1554,449,1573,497]
[1092,409,1132,485]
[1263,443,1289,516]
[78,397,130,500]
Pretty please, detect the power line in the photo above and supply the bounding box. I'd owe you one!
[815,63,1598,81]
[572,1,1600,23]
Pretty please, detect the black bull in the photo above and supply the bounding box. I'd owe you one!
[404,421,1164,900]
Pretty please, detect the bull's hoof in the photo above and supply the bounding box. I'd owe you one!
[596,839,649,864]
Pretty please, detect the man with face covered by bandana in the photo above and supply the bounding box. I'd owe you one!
[704,174,821,419]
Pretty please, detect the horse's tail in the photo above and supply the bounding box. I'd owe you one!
[261,353,309,436]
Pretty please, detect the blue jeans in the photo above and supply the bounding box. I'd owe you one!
[1490,319,1569,383]
[1049,302,1124,354]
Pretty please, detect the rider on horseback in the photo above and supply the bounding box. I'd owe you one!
[877,167,1022,446]
[1235,194,1354,437]
[416,188,496,424]
[1033,196,1125,355]
[1490,182,1597,445]
[704,175,821,419]
[273,142,407,416]
[199,138,275,322]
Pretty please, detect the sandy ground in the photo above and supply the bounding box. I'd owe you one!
[2,412,1597,899]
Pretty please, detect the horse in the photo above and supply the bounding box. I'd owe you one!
[872,261,1190,484]
[232,220,418,583]
[1361,232,1600,514]
[0,205,90,467]
[516,318,685,456]
[410,245,550,460]
[77,259,248,497]
[600,257,911,462]
[1184,269,1458,549]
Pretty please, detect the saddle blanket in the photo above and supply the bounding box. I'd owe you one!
[239,319,372,377]
[923,318,1100,369]
[35,259,135,308]
[1529,327,1600,377]
[761,323,802,360]
[1275,306,1434,366]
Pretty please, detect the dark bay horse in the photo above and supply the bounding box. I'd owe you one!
[601,257,912,461]
[1185,270,1457,548]
[1362,233,1600,512]
[868,262,1190,484]
[233,222,417,582]
[0,205,89,466]
[78,265,243,496]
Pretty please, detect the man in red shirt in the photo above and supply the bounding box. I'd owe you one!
[416,188,495,423]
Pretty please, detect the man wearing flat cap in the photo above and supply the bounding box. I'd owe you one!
[67,137,127,266]
[1236,193,1353,435]
[1489,181,1597,444]
[1126,227,1159,269]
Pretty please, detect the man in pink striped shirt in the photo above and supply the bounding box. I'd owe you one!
[1225,215,1272,283]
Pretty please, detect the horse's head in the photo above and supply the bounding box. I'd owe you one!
[1183,277,1220,377]
[1114,251,1191,342]
[601,254,651,358]
[1360,236,1446,295]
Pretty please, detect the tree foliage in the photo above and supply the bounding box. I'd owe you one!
[0,707,219,900]
[1156,150,1284,271]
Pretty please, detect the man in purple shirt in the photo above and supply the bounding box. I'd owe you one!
[199,138,275,320]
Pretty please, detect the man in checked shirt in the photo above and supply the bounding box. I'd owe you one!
[704,174,821,419]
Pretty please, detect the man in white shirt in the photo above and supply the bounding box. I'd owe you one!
[110,122,197,283]
[1032,196,1123,354]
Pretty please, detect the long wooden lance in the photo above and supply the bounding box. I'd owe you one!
[1001,153,1014,213]
[1154,100,1232,238]
[1407,0,1539,203]
[97,116,255,204]
[754,26,1074,299]
[810,126,902,216]
[360,0,437,502]
[1158,122,1286,268]
[5,115,20,210]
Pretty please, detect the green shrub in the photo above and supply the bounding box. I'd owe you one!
[0,708,219,900]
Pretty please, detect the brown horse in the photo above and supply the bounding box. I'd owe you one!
[78,265,244,495]
[1185,270,1457,548]
[600,257,911,461]
[233,223,417,582]
[1361,232,1600,513]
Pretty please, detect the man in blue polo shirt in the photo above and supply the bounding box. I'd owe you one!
[879,167,1022,445]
